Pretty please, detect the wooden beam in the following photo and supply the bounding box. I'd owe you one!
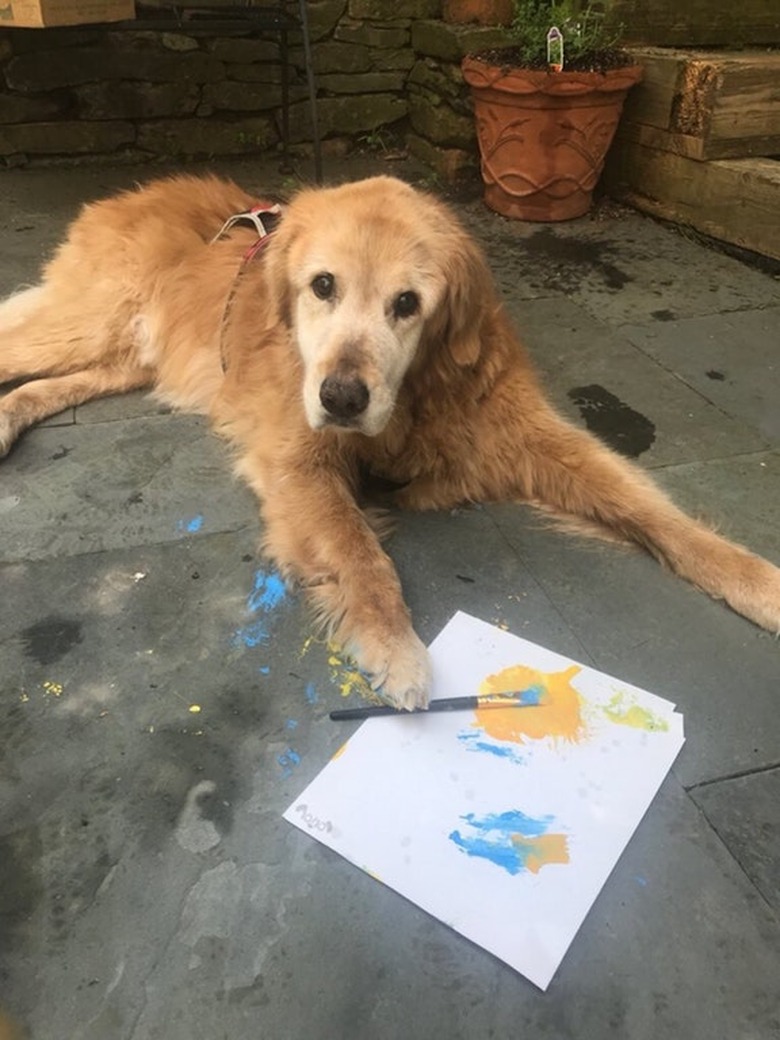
[605,145,780,261]
[621,48,780,160]
[606,0,780,47]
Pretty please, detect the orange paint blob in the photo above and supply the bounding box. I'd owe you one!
[510,832,570,873]
[475,663,584,744]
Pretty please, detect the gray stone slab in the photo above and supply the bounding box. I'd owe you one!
[40,407,75,428]
[621,307,780,446]
[390,505,592,662]
[75,388,170,424]
[0,414,258,563]
[0,530,348,1040]
[655,451,780,563]
[691,769,780,911]
[467,200,780,325]
[3,535,778,1040]
[487,501,780,788]
[0,168,143,294]
[504,296,769,467]
[124,777,780,1040]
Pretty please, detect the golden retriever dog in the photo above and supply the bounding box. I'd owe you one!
[1,173,778,708]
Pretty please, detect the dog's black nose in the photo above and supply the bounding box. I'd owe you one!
[320,376,369,421]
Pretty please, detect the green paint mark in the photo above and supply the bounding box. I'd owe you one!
[603,692,669,732]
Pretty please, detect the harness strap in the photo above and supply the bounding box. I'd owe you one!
[215,202,283,374]
[211,203,282,246]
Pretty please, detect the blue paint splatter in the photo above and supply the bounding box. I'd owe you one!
[305,682,319,705]
[278,747,302,778]
[177,514,204,534]
[258,665,271,675]
[457,730,525,764]
[634,875,648,887]
[232,569,288,650]
[449,809,563,876]
[517,683,545,705]
[285,719,299,730]
[247,569,287,613]
[232,620,269,648]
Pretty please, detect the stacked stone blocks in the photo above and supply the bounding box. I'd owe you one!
[0,2,514,180]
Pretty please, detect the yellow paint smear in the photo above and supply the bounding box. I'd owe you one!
[604,692,669,732]
[299,634,380,702]
[299,635,316,658]
[511,832,570,873]
[330,741,349,761]
[338,669,370,698]
[325,642,375,700]
[476,663,584,744]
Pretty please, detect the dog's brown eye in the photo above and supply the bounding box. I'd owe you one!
[393,291,420,320]
[311,273,335,301]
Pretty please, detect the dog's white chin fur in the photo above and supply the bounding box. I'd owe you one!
[306,407,391,438]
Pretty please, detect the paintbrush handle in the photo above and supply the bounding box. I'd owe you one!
[329,705,428,720]
[330,697,474,721]
[329,694,532,721]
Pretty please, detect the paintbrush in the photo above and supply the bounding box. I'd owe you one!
[329,689,545,721]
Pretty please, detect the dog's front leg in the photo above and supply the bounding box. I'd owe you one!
[258,465,431,710]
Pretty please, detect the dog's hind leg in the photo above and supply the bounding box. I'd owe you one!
[0,363,154,457]
[398,400,780,633]
[0,285,48,335]
[0,286,67,383]
[0,286,123,384]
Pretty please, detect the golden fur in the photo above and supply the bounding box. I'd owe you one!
[1,173,778,708]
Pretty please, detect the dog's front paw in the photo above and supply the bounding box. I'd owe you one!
[0,413,16,459]
[351,629,432,711]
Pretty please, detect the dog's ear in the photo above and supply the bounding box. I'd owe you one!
[435,223,496,368]
[262,221,295,328]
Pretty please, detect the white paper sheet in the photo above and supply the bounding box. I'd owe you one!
[284,612,685,990]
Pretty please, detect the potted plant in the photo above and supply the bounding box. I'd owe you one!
[462,1,642,221]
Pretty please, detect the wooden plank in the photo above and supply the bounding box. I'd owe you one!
[706,54,780,150]
[621,48,686,129]
[615,121,707,160]
[605,143,780,261]
[615,119,780,162]
[620,48,780,160]
[606,0,780,47]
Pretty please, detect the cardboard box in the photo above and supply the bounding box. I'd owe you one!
[0,1,135,27]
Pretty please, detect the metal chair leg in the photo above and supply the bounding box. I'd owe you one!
[297,0,322,183]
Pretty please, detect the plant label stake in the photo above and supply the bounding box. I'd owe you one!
[547,26,563,71]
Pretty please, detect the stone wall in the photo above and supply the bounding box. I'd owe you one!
[407,17,510,180]
[0,0,513,180]
[2,2,778,175]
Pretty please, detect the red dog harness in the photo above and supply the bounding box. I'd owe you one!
[214,202,283,372]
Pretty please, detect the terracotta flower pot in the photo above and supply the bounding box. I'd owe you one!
[443,0,513,26]
[462,55,643,221]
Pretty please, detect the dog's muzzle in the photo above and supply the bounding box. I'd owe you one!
[319,375,369,424]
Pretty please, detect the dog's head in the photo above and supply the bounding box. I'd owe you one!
[264,176,496,437]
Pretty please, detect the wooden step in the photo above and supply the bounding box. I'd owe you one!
[605,146,780,262]
[621,47,780,160]
[609,0,780,48]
